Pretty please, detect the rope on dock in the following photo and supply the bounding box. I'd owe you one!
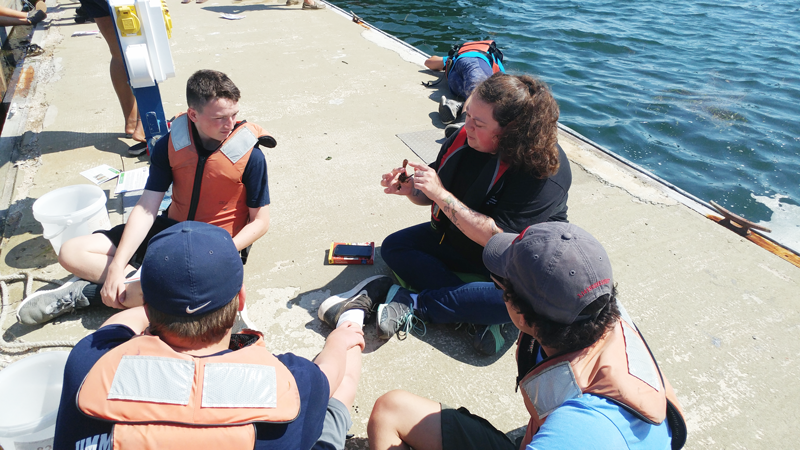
[0,272,79,366]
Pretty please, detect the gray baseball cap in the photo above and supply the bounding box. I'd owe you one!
[482,222,613,324]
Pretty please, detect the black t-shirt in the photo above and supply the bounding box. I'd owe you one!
[432,131,572,266]
[449,149,494,201]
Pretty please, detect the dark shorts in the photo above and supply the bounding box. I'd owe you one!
[93,215,178,268]
[78,0,111,19]
[441,405,516,450]
[312,398,352,450]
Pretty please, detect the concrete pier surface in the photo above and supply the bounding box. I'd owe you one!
[0,1,798,448]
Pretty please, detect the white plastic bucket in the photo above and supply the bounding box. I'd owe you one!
[32,185,111,254]
[0,351,69,450]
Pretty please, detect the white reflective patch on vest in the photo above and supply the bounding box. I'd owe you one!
[171,115,191,151]
[220,127,257,164]
[521,361,582,420]
[622,324,661,391]
[202,363,277,408]
[109,356,194,405]
[616,299,637,331]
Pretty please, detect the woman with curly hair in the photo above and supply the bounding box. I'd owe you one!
[367,73,571,355]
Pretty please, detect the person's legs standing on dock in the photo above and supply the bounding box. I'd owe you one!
[79,0,145,143]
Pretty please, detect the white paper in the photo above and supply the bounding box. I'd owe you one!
[115,167,150,194]
[80,164,120,185]
[72,30,100,36]
[220,13,245,20]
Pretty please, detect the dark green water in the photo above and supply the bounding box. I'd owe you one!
[332,0,800,251]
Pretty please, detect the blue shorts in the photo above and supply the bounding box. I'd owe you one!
[448,57,493,100]
[312,398,352,450]
[79,0,110,19]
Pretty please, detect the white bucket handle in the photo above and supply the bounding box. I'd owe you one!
[42,224,68,241]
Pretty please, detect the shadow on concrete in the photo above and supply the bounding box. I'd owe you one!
[3,234,57,269]
[48,1,102,29]
[345,437,368,450]
[3,307,112,344]
[419,71,451,128]
[286,245,515,366]
[31,131,133,159]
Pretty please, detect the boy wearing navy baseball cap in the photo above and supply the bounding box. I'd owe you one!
[368,222,687,450]
[53,222,364,450]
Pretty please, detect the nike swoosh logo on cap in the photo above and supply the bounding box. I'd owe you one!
[186,301,212,314]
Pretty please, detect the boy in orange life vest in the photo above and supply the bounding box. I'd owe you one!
[368,223,687,450]
[53,222,366,450]
[17,70,272,325]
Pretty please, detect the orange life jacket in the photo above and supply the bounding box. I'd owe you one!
[516,306,687,449]
[166,113,269,237]
[445,40,505,80]
[77,330,301,450]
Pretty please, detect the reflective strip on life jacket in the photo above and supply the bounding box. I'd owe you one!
[517,300,686,448]
[77,331,301,449]
[167,114,268,237]
[106,357,280,409]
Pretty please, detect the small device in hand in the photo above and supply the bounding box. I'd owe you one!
[328,242,374,265]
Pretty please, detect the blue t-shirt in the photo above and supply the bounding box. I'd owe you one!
[53,325,329,450]
[145,123,271,208]
[527,394,673,450]
[525,345,672,450]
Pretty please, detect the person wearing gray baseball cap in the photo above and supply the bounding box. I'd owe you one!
[53,222,366,450]
[367,222,687,450]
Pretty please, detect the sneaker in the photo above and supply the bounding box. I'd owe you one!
[438,96,462,124]
[17,277,90,325]
[318,275,392,328]
[471,324,506,356]
[445,123,463,138]
[376,285,426,339]
[74,7,94,23]
[127,142,148,157]
[27,9,46,25]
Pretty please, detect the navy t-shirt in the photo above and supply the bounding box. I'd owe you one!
[145,123,271,208]
[53,325,329,450]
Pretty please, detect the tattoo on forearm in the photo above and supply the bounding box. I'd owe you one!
[442,196,459,226]
[442,195,495,233]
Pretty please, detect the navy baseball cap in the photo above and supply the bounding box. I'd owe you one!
[482,222,613,325]
[141,221,243,317]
